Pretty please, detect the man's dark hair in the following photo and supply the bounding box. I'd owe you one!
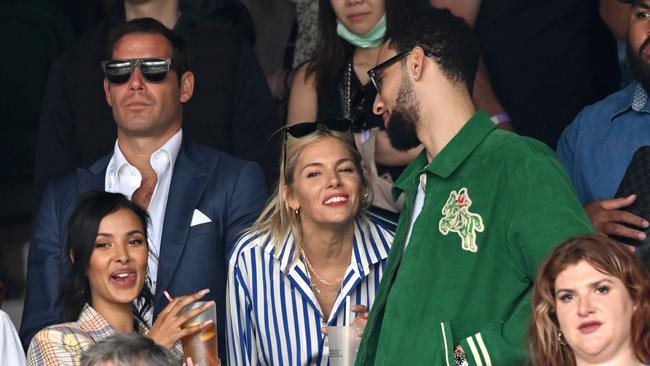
[80,333,178,366]
[387,7,479,93]
[105,17,190,79]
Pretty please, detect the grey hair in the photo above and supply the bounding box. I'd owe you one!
[80,333,179,366]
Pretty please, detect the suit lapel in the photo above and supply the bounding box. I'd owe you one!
[76,155,110,192]
[155,139,216,302]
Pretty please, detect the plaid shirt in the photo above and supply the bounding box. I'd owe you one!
[27,304,182,365]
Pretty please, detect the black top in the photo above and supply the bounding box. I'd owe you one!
[475,0,620,148]
[316,62,401,181]
[316,62,384,132]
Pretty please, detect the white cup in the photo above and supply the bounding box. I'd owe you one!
[328,325,362,366]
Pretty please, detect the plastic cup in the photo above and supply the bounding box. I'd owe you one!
[180,301,219,366]
[328,325,362,366]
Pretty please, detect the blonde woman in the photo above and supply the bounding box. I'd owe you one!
[226,120,393,365]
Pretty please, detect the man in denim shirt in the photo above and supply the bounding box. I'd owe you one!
[557,0,650,254]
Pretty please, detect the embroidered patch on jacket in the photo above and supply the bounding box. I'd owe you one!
[439,187,484,252]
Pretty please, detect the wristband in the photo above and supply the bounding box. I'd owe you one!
[490,113,511,125]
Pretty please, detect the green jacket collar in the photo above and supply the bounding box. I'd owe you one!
[393,110,495,200]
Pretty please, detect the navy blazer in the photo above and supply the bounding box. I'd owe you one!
[20,138,268,362]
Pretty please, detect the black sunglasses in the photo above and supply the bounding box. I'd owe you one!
[285,119,351,138]
[367,49,436,93]
[101,57,173,84]
[282,119,353,182]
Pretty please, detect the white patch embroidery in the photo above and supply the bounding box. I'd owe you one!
[438,187,484,252]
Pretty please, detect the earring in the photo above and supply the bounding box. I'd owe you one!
[294,207,300,217]
[557,331,567,346]
[361,191,370,209]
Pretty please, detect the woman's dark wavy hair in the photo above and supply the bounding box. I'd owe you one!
[61,191,153,324]
[305,0,353,95]
[306,0,429,95]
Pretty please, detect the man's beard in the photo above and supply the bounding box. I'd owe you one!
[386,75,421,151]
[628,36,650,93]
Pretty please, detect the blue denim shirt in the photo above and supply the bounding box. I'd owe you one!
[557,82,650,205]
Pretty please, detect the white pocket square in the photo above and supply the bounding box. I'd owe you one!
[190,209,212,226]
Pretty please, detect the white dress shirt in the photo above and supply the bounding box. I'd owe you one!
[105,129,183,293]
[0,310,26,366]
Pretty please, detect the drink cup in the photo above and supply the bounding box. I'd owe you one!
[328,325,362,366]
[180,301,219,366]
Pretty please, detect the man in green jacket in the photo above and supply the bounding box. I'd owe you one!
[356,8,594,366]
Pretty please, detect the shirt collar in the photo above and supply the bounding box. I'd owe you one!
[106,129,183,191]
[611,82,650,121]
[77,304,149,342]
[631,82,649,112]
[267,217,391,276]
[77,304,116,342]
[393,110,494,198]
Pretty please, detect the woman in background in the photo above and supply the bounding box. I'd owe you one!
[529,235,650,366]
[288,0,428,229]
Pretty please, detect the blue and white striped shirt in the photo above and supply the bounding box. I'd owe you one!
[226,217,393,366]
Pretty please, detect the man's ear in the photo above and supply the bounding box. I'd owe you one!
[103,79,113,107]
[179,71,195,103]
[409,46,427,81]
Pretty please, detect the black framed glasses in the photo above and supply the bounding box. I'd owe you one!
[282,119,352,182]
[368,48,437,93]
[367,51,411,93]
[101,57,173,84]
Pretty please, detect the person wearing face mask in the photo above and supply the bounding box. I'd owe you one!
[287,0,430,230]
[529,234,650,366]
[226,120,394,365]
[26,191,213,366]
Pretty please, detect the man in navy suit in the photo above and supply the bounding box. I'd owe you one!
[20,18,268,362]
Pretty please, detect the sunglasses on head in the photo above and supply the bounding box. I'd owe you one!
[101,57,173,84]
[282,119,353,182]
[284,119,352,138]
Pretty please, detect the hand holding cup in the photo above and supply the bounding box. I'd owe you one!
[147,288,214,349]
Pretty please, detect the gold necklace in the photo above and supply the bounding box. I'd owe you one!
[300,248,343,295]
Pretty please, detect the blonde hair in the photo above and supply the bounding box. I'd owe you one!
[529,235,650,366]
[249,128,370,258]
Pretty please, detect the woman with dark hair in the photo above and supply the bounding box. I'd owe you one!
[287,0,428,229]
[529,235,650,366]
[226,121,394,365]
[27,191,213,366]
